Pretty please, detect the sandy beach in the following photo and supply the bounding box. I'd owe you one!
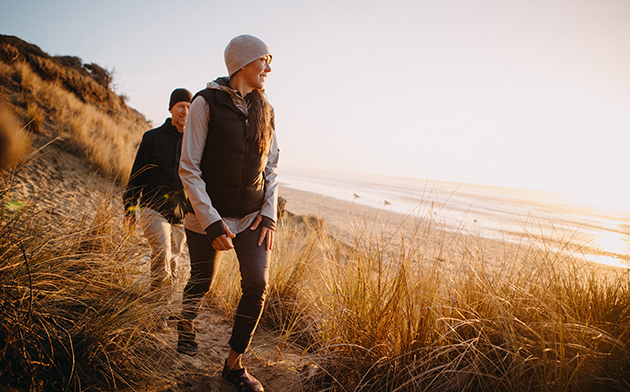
[278,183,626,282]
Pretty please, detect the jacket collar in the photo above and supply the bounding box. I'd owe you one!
[207,77,249,116]
[162,117,181,136]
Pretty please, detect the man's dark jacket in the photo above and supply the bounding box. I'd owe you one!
[123,118,184,223]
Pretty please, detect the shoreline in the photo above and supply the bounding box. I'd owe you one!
[278,184,625,281]
[279,184,420,246]
[280,170,630,268]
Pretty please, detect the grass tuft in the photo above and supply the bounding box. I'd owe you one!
[245,205,630,391]
[0,159,171,392]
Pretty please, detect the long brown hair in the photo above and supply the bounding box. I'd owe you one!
[246,89,273,154]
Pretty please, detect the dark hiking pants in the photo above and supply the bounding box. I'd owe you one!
[181,225,270,354]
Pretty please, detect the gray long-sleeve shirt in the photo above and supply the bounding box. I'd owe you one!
[179,80,279,235]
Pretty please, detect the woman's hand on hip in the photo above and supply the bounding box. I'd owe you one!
[251,215,275,251]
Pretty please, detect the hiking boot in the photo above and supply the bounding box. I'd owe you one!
[222,360,264,392]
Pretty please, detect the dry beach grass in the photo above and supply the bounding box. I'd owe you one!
[266,187,630,391]
[4,150,630,391]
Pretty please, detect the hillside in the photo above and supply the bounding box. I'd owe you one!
[0,34,148,183]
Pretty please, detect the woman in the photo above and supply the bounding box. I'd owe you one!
[178,35,278,392]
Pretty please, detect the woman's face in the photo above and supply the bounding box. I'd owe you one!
[240,55,272,90]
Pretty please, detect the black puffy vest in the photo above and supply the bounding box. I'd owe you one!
[194,88,268,218]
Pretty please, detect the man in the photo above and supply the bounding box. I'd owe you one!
[123,88,193,292]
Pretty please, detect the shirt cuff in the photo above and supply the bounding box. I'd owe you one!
[205,220,226,241]
[260,215,276,231]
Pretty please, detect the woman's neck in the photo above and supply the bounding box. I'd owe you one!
[229,74,253,97]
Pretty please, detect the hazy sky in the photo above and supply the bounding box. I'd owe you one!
[2,0,629,212]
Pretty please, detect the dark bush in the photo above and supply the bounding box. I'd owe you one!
[54,55,85,73]
[84,63,113,89]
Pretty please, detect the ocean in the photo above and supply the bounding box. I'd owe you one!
[280,169,630,269]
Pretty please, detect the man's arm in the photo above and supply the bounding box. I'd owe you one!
[123,133,151,218]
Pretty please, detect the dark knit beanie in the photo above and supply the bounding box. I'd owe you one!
[169,88,193,110]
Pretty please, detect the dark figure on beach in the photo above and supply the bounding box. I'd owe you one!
[177,35,279,392]
[123,88,193,293]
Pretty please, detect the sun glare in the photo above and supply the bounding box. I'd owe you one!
[592,230,630,258]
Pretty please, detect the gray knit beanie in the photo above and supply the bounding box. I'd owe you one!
[224,35,272,77]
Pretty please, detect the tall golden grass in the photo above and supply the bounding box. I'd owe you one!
[5,165,628,391]
[208,209,630,391]
[0,152,174,391]
[0,36,177,391]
